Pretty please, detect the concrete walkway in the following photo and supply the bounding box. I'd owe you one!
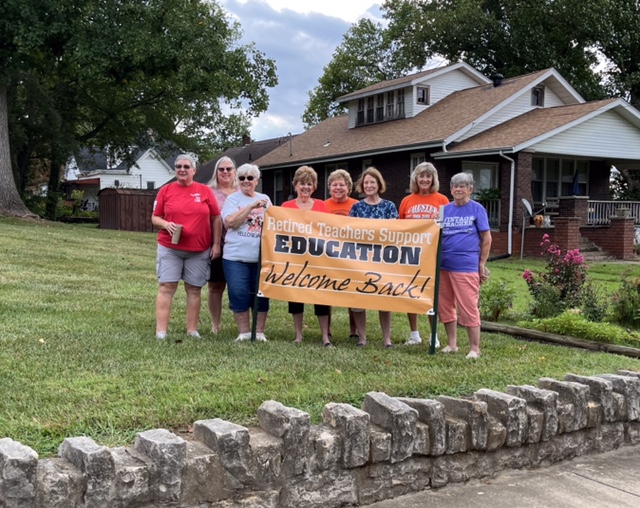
[364,445,640,507]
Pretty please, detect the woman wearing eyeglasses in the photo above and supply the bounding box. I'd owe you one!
[221,163,272,342]
[206,156,238,334]
[151,153,222,341]
[282,166,333,347]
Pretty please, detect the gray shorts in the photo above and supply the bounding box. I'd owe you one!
[156,245,210,287]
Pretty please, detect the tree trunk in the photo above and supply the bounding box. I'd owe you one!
[0,85,36,217]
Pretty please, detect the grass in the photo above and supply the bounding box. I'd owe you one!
[1,216,640,457]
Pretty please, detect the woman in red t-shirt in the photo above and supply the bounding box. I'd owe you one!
[151,154,221,341]
[282,166,333,347]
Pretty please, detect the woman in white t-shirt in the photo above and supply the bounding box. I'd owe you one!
[221,164,272,342]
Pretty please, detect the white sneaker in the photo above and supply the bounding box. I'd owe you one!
[466,351,480,359]
[428,334,440,348]
[441,345,459,354]
[405,336,422,345]
[156,332,167,340]
[187,331,201,339]
[234,333,250,342]
[255,332,268,342]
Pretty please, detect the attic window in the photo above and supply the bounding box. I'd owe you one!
[531,86,545,107]
[416,86,430,105]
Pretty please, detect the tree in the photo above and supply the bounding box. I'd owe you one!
[302,18,407,128]
[383,0,606,100]
[0,0,278,218]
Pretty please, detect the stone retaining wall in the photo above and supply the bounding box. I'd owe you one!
[2,370,640,507]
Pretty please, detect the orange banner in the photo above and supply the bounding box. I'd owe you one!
[259,207,440,313]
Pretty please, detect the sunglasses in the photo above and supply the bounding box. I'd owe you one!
[218,167,234,172]
[238,175,255,181]
[175,164,192,169]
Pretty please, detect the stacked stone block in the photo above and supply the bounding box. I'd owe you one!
[1,370,640,507]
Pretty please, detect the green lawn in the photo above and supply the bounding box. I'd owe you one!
[1,217,639,456]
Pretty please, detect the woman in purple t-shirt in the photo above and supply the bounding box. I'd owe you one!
[439,173,492,359]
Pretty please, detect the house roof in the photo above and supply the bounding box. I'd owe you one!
[337,62,490,102]
[256,68,555,169]
[437,99,619,157]
[182,136,290,185]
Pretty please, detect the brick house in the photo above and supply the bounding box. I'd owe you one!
[254,62,640,259]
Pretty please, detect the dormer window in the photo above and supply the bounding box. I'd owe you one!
[396,89,405,117]
[376,94,384,122]
[417,86,430,105]
[531,86,545,106]
[357,99,365,125]
[386,92,394,119]
[366,96,374,123]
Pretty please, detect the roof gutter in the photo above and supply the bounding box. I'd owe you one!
[498,151,516,257]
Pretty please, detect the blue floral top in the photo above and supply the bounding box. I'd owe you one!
[349,199,399,220]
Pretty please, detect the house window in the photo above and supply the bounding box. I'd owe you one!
[376,94,384,122]
[531,86,545,106]
[275,170,284,205]
[386,92,394,119]
[416,86,430,105]
[146,181,155,190]
[462,162,498,197]
[396,89,405,117]
[324,163,339,199]
[366,96,374,123]
[410,153,426,175]
[532,157,589,206]
[357,99,365,125]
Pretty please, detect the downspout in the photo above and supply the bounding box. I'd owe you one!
[498,151,515,256]
[441,140,447,153]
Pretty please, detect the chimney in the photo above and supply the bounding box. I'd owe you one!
[242,134,251,146]
[491,73,504,87]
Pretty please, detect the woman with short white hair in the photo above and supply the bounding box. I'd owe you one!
[221,164,272,342]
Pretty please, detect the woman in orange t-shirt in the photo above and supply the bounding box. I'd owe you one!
[324,169,359,341]
[398,162,449,348]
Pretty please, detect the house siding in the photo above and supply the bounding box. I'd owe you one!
[462,87,565,140]
[532,110,640,158]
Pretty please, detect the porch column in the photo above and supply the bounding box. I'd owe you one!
[608,217,635,260]
[559,196,589,226]
[553,217,580,251]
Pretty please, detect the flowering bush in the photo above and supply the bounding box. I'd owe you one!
[522,234,588,318]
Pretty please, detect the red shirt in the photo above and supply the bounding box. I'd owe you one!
[153,182,220,252]
[282,199,327,212]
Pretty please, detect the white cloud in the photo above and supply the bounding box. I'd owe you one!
[219,0,382,142]
[230,0,380,23]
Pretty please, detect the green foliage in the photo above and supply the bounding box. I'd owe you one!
[610,272,640,328]
[479,278,515,321]
[518,311,640,348]
[302,18,408,128]
[523,234,589,318]
[2,0,278,214]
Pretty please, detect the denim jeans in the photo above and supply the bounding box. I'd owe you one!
[222,259,269,313]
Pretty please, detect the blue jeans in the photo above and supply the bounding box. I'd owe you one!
[222,259,269,313]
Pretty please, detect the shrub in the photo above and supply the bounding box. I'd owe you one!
[518,311,640,348]
[522,234,588,318]
[479,278,515,321]
[610,272,640,329]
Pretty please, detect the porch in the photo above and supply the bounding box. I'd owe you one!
[479,197,639,260]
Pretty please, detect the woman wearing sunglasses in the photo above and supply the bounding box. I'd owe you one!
[221,163,272,342]
[151,153,221,341]
[206,156,238,334]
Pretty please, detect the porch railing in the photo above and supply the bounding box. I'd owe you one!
[587,200,640,225]
[477,198,501,228]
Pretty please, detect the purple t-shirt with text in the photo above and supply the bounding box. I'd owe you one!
[440,200,490,272]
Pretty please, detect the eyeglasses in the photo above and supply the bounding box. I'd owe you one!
[238,175,255,181]
[175,164,191,169]
[218,167,234,172]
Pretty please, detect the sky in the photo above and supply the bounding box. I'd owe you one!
[219,0,382,141]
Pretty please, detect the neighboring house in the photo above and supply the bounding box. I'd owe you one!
[64,147,177,210]
[255,62,640,258]
[166,135,296,192]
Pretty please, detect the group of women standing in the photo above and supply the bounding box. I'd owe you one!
[151,157,491,359]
